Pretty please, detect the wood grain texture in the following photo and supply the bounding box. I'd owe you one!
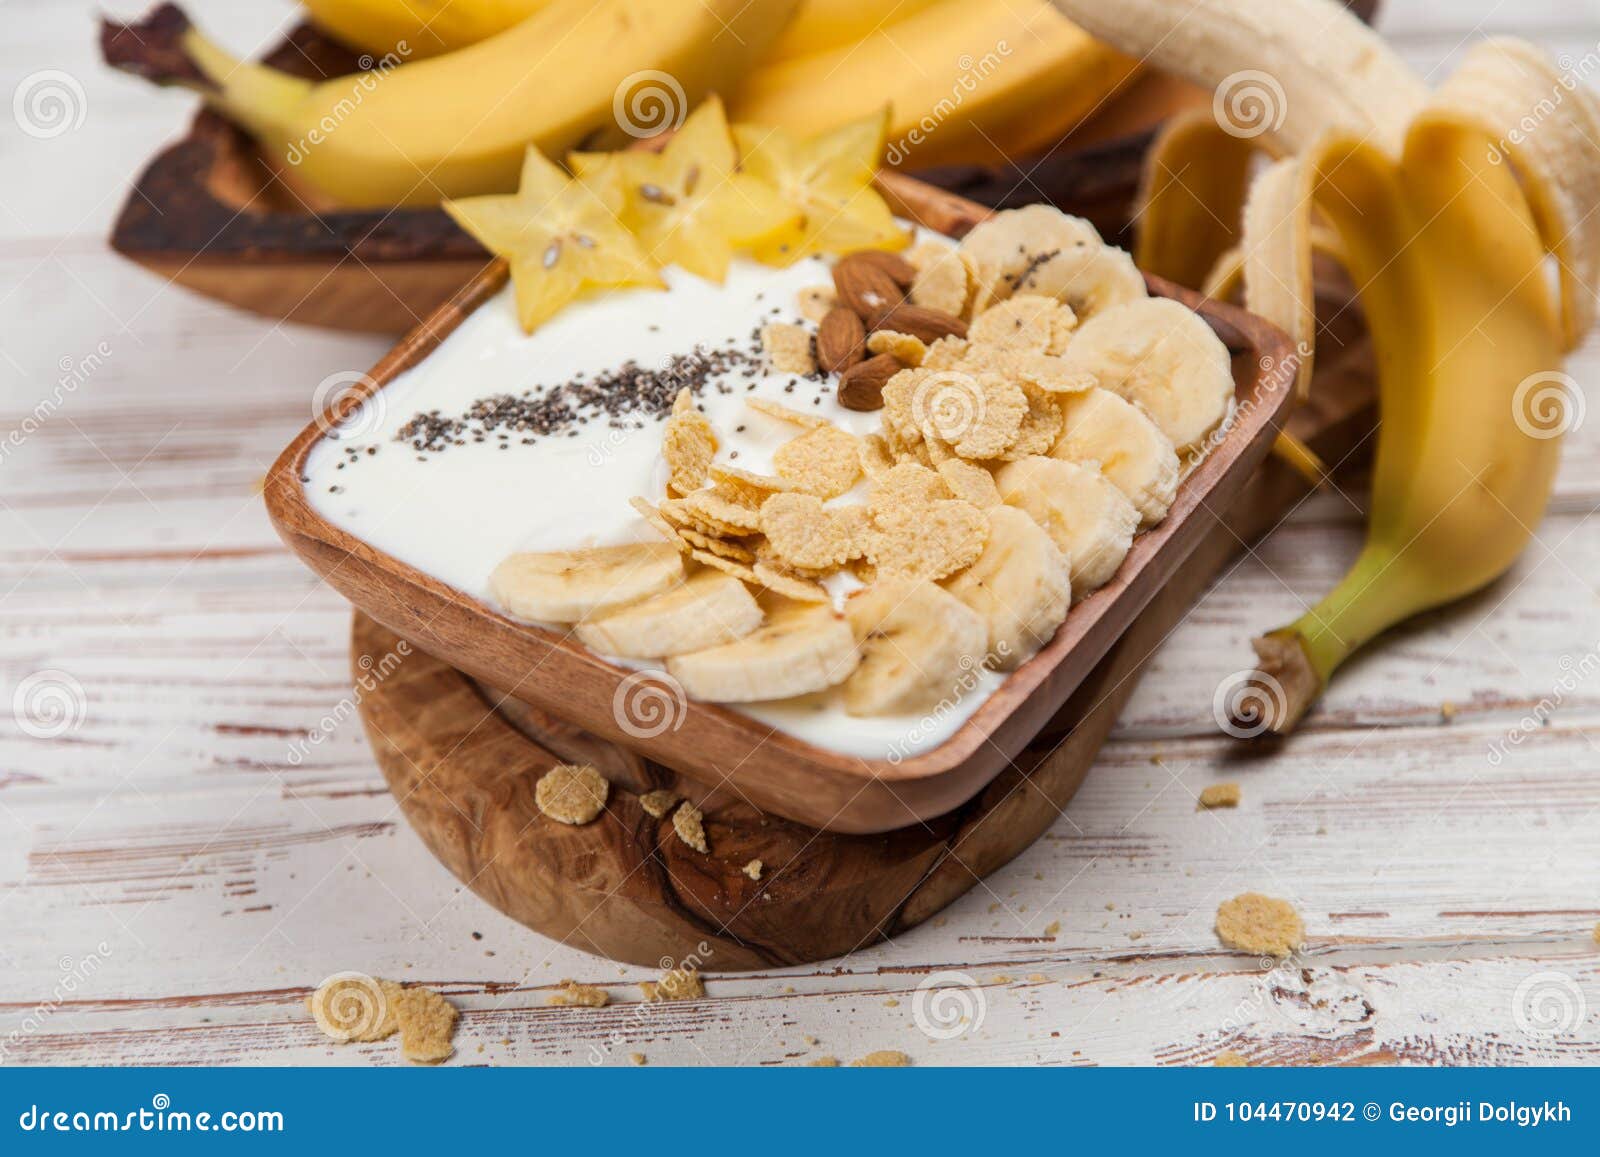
[4,0,1598,1066]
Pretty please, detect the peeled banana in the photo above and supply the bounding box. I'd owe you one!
[1056,298,1235,453]
[942,505,1072,669]
[491,543,684,623]
[1051,388,1179,525]
[667,603,860,702]
[843,580,988,715]
[1059,0,1600,731]
[994,456,1138,595]
[575,570,764,658]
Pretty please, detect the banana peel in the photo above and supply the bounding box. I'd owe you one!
[1054,0,1600,734]
[1246,117,1564,732]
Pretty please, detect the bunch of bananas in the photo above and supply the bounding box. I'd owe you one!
[1060,0,1600,731]
[104,0,1137,207]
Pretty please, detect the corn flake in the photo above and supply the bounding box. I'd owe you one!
[672,802,709,853]
[661,399,716,495]
[309,973,399,1043]
[760,492,859,571]
[796,285,837,322]
[662,490,763,536]
[867,462,950,519]
[868,499,987,582]
[536,762,610,825]
[1215,892,1303,958]
[910,371,1027,460]
[1000,383,1065,460]
[761,322,817,375]
[392,984,458,1065]
[909,244,971,318]
[867,330,927,366]
[753,561,830,603]
[708,464,792,506]
[969,293,1077,353]
[747,397,829,429]
[937,459,1001,509]
[641,967,705,1002]
[858,433,896,477]
[638,789,679,818]
[772,425,861,499]
[548,980,609,1008]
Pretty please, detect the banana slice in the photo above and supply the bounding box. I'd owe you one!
[575,570,763,658]
[1057,298,1233,453]
[959,204,1147,318]
[842,579,988,716]
[490,542,684,623]
[942,506,1071,670]
[993,456,1139,595]
[667,603,860,703]
[1051,388,1181,525]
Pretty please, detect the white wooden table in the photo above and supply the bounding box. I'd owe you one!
[2,0,1597,1066]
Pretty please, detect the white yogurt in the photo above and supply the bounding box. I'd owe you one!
[304,250,1000,759]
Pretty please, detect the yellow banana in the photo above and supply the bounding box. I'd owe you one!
[730,0,1138,168]
[299,0,554,59]
[103,0,796,207]
[765,0,946,63]
[1250,118,1564,730]
[300,0,939,67]
[1054,0,1600,732]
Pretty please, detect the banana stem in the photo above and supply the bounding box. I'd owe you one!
[1246,545,1410,733]
[102,4,310,141]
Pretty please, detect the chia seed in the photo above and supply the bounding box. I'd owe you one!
[393,337,763,455]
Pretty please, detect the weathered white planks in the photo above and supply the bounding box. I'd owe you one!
[1,0,1597,1067]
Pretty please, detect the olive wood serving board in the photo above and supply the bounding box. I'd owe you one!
[351,337,1376,968]
[265,173,1297,834]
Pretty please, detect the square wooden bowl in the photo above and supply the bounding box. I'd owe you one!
[264,172,1295,833]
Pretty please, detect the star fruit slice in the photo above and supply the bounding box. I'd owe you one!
[570,97,800,283]
[444,147,663,333]
[732,109,911,265]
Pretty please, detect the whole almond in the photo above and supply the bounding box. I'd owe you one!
[816,307,866,374]
[833,255,904,321]
[870,303,968,343]
[836,354,903,411]
[850,249,918,288]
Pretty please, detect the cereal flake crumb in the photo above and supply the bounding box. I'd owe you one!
[852,1050,911,1067]
[638,789,679,819]
[743,859,763,881]
[308,973,399,1043]
[630,1052,648,1065]
[672,801,709,853]
[1198,782,1242,810]
[810,1055,841,1067]
[548,979,609,1008]
[1215,892,1304,958]
[641,967,705,1003]
[1213,1050,1249,1067]
[535,763,609,825]
[392,983,458,1064]
[762,322,817,374]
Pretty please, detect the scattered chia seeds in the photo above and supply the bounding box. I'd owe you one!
[394,339,765,455]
